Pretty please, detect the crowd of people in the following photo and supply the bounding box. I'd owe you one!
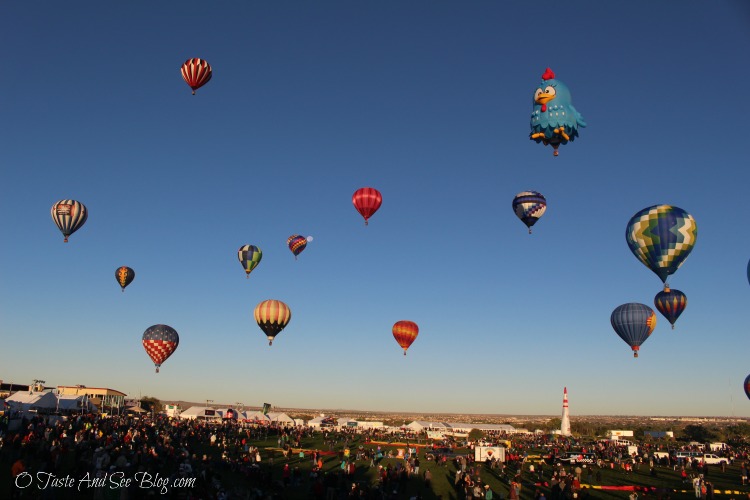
[4,411,750,499]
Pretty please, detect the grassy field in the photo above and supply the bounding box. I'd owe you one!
[203,433,750,499]
[4,428,750,499]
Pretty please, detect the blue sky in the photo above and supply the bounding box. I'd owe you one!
[2,1,749,417]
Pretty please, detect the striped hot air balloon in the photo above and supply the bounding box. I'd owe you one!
[237,245,262,278]
[142,324,179,373]
[352,187,382,226]
[610,303,657,358]
[180,58,212,95]
[254,300,291,346]
[115,266,135,292]
[392,320,419,355]
[287,235,308,260]
[512,191,547,234]
[51,200,88,243]
[626,205,697,285]
[654,286,687,329]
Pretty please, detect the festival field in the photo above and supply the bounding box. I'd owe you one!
[3,418,749,499]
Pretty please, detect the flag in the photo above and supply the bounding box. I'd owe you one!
[262,403,270,415]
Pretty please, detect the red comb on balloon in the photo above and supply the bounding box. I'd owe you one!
[542,68,555,80]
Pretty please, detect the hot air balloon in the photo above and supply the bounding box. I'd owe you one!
[238,245,262,278]
[626,205,697,285]
[392,320,419,355]
[51,200,88,243]
[512,191,547,234]
[180,58,212,95]
[254,299,291,346]
[610,303,656,358]
[654,286,687,329]
[142,324,179,373]
[352,187,382,226]
[115,266,135,292]
[744,374,750,401]
[530,68,586,156]
[287,235,308,260]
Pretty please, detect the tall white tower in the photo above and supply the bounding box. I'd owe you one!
[561,387,571,436]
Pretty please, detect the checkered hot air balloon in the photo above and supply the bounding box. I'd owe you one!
[51,200,88,243]
[254,300,291,346]
[287,235,309,260]
[654,286,687,330]
[512,191,547,234]
[392,320,419,356]
[180,58,212,95]
[142,324,179,373]
[625,205,697,285]
[237,245,262,279]
[115,266,135,292]
[610,303,656,358]
[352,187,382,226]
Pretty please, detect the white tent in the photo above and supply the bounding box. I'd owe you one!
[56,394,98,413]
[6,391,58,412]
[241,411,271,423]
[178,406,221,420]
[267,412,297,425]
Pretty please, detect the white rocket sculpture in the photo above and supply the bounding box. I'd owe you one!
[561,387,571,436]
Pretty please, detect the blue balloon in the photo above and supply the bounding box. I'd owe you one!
[610,303,657,358]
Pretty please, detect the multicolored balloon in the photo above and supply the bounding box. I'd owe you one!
[254,299,291,346]
[142,324,179,373]
[180,58,212,95]
[115,266,135,292]
[625,205,697,284]
[51,200,88,243]
[610,303,657,358]
[287,235,309,260]
[744,374,750,401]
[393,320,419,356]
[654,286,687,330]
[512,191,547,234]
[352,187,382,226]
[238,245,262,278]
[529,68,586,156]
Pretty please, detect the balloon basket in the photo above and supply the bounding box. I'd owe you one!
[671,325,675,330]
[155,367,160,373]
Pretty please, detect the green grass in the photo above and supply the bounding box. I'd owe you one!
[4,429,749,499]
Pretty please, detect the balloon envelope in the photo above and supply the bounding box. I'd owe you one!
[254,300,291,345]
[352,187,382,225]
[115,266,135,292]
[393,320,419,355]
[287,235,307,259]
[744,374,750,401]
[180,58,212,94]
[625,205,697,283]
[142,324,179,373]
[51,200,88,242]
[512,191,547,233]
[238,245,262,278]
[610,303,656,357]
[654,286,687,329]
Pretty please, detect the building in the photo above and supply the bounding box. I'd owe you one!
[57,385,126,412]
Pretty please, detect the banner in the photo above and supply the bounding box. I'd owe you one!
[262,403,271,415]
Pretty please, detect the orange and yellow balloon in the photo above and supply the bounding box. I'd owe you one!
[392,320,419,355]
[254,300,291,346]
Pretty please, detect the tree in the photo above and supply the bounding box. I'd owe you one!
[468,429,485,441]
[140,396,162,414]
[681,425,715,443]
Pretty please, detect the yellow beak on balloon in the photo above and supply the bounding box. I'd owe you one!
[536,93,555,105]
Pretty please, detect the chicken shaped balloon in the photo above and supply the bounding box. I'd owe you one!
[530,68,586,156]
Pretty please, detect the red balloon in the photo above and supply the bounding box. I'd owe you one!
[180,58,212,95]
[392,320,419,355]
[352,187,382,225]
